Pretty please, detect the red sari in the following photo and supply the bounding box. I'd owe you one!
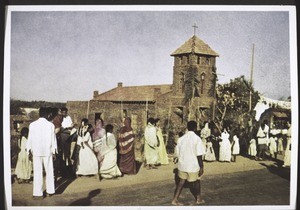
[118,118,136,174]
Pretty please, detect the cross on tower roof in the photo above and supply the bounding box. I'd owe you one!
[192,23,198,36]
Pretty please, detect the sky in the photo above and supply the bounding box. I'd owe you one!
[8,8,293,102]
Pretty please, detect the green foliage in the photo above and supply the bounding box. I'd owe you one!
[215,76,259,129]
[10,99,66,115]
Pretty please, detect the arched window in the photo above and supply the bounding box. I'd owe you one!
[197,56,200,64]
[179,72,185,93]
[201,73,205,94]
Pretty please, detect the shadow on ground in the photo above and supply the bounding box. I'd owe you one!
[260,162,290,181]
[136,161,143,174]
[55,177,77,194]
[69,189,101,206]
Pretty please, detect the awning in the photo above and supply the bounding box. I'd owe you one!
[273,111,288,118]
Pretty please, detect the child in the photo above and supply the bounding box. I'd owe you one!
[15,127,32,183]
[204,137,216,162]
[269,132,278,160]
[277,133,284,155]
[248,138,257,159]
[231,134,240,162]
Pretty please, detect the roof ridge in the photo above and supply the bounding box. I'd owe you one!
[171,35,219,56]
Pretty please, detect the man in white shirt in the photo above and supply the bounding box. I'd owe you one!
[172,121,206,206]
[256,120,269,160]
[61,107,73,129]
[26,107,57,199]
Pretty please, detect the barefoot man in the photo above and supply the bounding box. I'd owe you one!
[172,120,206,205]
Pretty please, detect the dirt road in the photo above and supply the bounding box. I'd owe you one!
[10,155,290,207]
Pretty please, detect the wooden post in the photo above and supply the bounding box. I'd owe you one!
[166,100,172,147]
[249,44,255,112]
[86,100,90,119]
[145,98,148,123]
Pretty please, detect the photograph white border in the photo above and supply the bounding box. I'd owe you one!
[3,5,298,210]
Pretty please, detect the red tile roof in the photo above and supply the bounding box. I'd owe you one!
[94,84,172,102]
[171,35,219,57]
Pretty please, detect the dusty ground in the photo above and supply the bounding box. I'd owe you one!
[10,155,291,207]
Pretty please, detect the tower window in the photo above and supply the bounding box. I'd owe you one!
[205,58,210,66]
[179,72,185,93]
[180,56,183,65]
[201,73,205,94]
[197,56,200,64]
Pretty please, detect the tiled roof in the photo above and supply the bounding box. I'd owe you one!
[171,35,219,57]
[94,84,172,102]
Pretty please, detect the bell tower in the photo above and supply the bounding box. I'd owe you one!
[170,26,219,124]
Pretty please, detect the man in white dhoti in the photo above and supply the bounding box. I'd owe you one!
[256,120,269,160]
[144,118,159,170]
[26,107,57,199]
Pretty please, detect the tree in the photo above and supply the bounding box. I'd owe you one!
[215,76,260,131]
[10,99,66,115]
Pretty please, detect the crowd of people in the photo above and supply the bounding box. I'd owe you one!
[13,106,292,201]
[14,107,170,199]
[192,119,292,167]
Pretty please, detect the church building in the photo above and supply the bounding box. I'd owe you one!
[66,34,219,136]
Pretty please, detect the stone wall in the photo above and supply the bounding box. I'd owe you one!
[66,101,89,126]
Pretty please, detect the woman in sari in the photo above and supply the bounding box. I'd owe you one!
[219,127,231,162]
[99,124,122,179]
[144,118,159,169]
[201,122,211,160]
[155,118,169,165]
[118,117,136,175]
[76,119,98,176]
[92,118,106,168]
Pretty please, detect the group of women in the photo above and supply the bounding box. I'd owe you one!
[73,117,136,180]
[198,120,292,166]
[199,123,240,163]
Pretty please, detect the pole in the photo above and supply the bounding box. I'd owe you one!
[86,100,90,119]
[249,44,255,112]
[146,98,148,123]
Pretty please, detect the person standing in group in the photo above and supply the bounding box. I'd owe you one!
[200,122,211,155]
[48,107,63,182]
[219,127,231,162]
[248,138,257,159]
[60,107,74,175]
[269,125,279,160]
[118,117,136,175]
[155,118,169,165]
[144,118,159,170]
[172,121,206,206]
[99,124,122,179]
[204,137,216,162]
[92,118,106,168]
[231,134,240,162]
[283,121,291,167]
[256,120,269,161]
[76,119,98,177]
[15,127,32,184]
[26,107,57,199]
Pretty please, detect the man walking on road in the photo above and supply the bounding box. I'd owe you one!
[26,107,57,199]
[172,120,206,205]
